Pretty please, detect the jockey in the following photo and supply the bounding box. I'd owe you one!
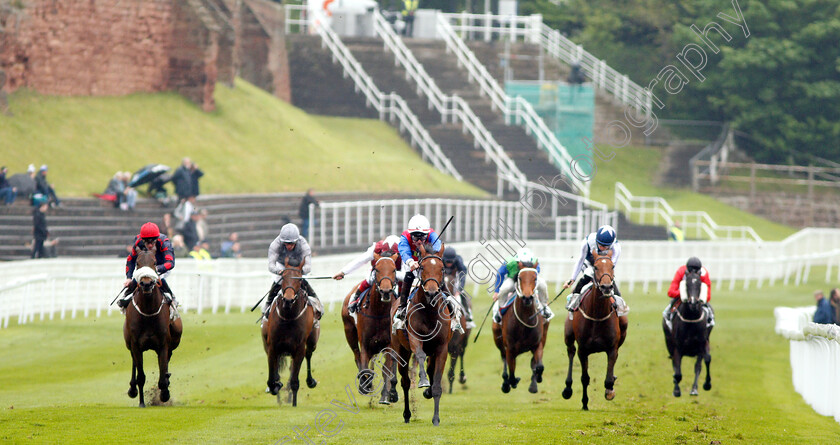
[392,214,464,334]
[664,257,714,329]
[333,235,404,314]
[563,224,629,315]
[264,223,323,322]
[490,247,553,323]
[443,248,476,328]
[118,222,178,318]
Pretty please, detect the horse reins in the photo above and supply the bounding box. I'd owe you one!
[355,256,396,320]
[512,267,540,328]
[417,254,444,295]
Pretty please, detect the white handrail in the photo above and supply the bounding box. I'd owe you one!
[435,14,589,197]
[372,12,527,193]
[294,8,462,181]
[614,182,762,242]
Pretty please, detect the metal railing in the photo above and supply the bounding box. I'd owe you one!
[371,11,527,194]
[555,209,618,241]
[285,6,462,181]
[436,13,588,196]
[690,124,731,191]
[614,182,762,242]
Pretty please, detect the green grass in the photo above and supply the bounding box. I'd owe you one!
[1,273,838,444]
[588,145,797,241]
[0,80,484,197]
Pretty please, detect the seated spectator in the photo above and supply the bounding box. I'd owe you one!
[0,166,16,205]
[35,165,61,207]
[813,290,834,324]
[220,232,242,258]
[102,172,125,207]
[189,241,212,260]
[7,164,37,203]
[121,172,137,211]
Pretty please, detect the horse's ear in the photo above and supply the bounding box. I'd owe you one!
[373,252,381,263]
[390,252,399,262]
[438,242,445,258]
[419,243,427,257]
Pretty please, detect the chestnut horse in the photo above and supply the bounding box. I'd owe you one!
[663,268,712,397]
[443,267,470,393]
[261,258,320,406]
[491,265,548,394]
[123,248,182,407]
[563,250,628,410]
[391,243,453,426]
[341,251,400,404]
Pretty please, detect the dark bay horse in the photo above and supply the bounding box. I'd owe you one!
[341,251,400,404]
[663,268,712,397]
[261,258,320,406]
[491,265,548,394]
[443,267,470,393]
[123,248,182,407]
[391,243,453,425]
[563,250,628,410]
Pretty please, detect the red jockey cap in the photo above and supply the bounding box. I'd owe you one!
[140,222,161,238]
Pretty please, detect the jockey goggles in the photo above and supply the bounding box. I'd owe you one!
[410,232,427,241]
[142,237,157,245]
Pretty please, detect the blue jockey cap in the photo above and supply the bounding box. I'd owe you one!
[596,225,616,247]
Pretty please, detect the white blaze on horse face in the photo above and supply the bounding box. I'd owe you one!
[430,259,437,266]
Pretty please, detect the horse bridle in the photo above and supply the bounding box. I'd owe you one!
[280,266,304,303]
[515,267,538,299]
[676,271,706,323]
[373,256,397,300]
[417,254,444,296]
[594,257,615,298]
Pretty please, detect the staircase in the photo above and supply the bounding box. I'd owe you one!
[657,141,706,187]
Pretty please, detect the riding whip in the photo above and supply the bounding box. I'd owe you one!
[109,286,128,306]
[250,289,272,312]
[547,287,569,307]
[472,303,495,343]
[289,276,334,280]
[437,215,455,241]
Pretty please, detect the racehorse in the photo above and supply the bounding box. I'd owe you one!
[261,258,320,406]
[562,249,628,410]
[340,251,400,404]
[491,264,548,394]
[391,243,453,425]
[123,247,182,407]
[663,268,712,397]
[443,266,470,393]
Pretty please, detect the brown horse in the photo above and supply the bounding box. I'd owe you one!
[123,248,182,407]
[391,243,453,426]
[443,268,470,393]
[341,251,400,404]
[491,265,548,394]
[562,250,628,410]
[261,258,320,406]
[663,268,712,397]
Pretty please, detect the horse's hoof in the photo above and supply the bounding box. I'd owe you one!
[160,389,171,403]
[128,387,138,399]
[389,391,399,403]
[378,395,391,405]
[418,377,430,388]
[605,389,615,401]
[510,377,520,388]
[423,388,433,399]
[535,364,544,383]
[562,387,573,399]
[582,405,588,411]
[703,382,711,391]
[139,402,146,408]
[307,378,318,389]
[459,374,467,384]
[528,382,538,394]
[690,388,698,396]
[432,418,440,426]
[501,382,510,393]
[673,388,681,397]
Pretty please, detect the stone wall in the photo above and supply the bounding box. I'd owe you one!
[236,0,290,102]
[0,0,237,111]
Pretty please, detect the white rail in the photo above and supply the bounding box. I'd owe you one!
[441,12,654,115]
[614,182,762,242]
[774,306,840,424]
[435,13,588,196]
[288,7,462,181]
[372,11,527,194]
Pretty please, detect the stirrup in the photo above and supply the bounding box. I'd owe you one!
[392,307,406,332]
[451,318,465,334]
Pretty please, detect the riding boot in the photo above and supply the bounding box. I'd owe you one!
[461,295,476,329]
[160,279,177,307]
[348,287,363,314]
[565,276,590,311]
[117,280,137,312]
[446,295,465,333]
[663,299,677,331]
[301,279,323,320]
[392,277,411,331]
[263,282,282,319]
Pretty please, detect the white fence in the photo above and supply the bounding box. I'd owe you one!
[615,182,762,242]
[774,306,840,424]
[5,229,840,328]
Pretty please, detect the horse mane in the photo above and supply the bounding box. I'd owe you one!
[422,243,442,256]
[285,256,303,268]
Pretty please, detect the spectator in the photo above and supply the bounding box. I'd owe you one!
[161,213,176,239]
[121,172,138,211]
[189,241,213,260]
[668,220,685,242]
[31,202,50,258]
[171,234,189,258]
[0,166,16,205]
[7,164,37,202]
[103,171,125,208]
[830,288,840,327]
[195,208,209,242]
[35,165,61,207]
[813,290,834,324]
[173,196,195,233]
[220,232,242,258]
[299,188,320,238]
[401,0,418,37]
[189,161,204,199]
[181,212,201,252]
[568,61,586,86]
[171,157,193,203]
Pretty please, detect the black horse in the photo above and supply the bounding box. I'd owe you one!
[663,269,712,397]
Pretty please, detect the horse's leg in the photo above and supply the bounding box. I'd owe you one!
[530,329,546,393]
[398,347,412,423]
[305,344,318,389]
[672,351,683,397]
[578,350,590,411]
[289,349,305,407]
[157,344,171,403]
[447,350,456,394]
[562,331,576,400]
[389,357,399,403]
[430,348,447,426]
[459,350,467,384]
[415,348,430,388]
[690,355,702,396]
[267,348,281,395]
[357,348,372,395]
[505,348,520,389]
[604,347,618,401]
[703,342,712,391]
[127,349,138,399]
[132,348,146,408]
[423,355,435,399]
[379,354,393,405]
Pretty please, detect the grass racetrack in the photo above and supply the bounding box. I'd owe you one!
[2,274,839,444]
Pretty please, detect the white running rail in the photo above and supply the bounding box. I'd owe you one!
[287,7,462,181]
[441,12,654,115]
[372,11,527,193]
[614,182,762,242]
[774,306,840,424]
[435,13,588,197]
